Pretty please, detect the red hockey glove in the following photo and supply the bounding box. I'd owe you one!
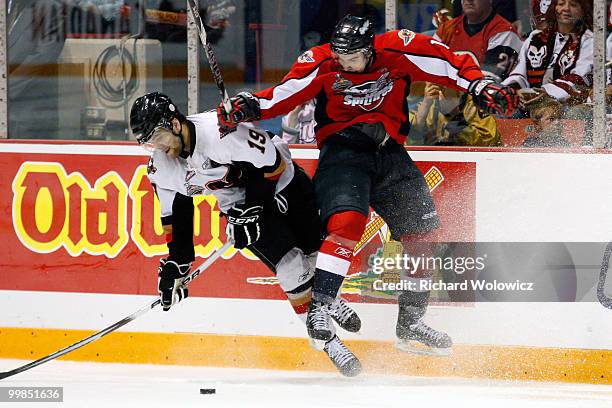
[217,92,261,135]
[469,78,518,117]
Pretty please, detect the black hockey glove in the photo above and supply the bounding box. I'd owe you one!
[217,92,261,135]
[468,78,518,117]
[225,204,263,249]
[158,258,192,311]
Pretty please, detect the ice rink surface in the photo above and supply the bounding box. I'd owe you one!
[1,359,611,408]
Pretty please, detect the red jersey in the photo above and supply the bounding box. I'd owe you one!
[435,14,523,80]
[254,29,484,147]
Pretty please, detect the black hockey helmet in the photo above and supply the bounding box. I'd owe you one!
[330,14,375,55]
[130,92,183,144]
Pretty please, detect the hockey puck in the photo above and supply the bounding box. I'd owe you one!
[200,388,216,395]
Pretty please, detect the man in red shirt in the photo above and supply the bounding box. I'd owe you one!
[435,0,523,81]
[218,15,517,355]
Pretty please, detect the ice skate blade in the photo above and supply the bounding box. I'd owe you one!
[395,339,452,357]
[309,338,327,351]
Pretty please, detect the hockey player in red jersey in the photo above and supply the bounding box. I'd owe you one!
[218,15,518,354]
[129,92,362,376]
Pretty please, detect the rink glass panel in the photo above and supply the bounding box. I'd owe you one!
[3,0,607,148]
[7,1,179,141]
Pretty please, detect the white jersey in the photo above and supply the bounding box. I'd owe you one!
[502,29,593,101]
[147,110,294,217]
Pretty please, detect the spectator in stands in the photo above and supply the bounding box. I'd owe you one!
[281,100,317,144]
[503,0,593,107]
[8,0,66,139]
[452,0,518,27]
[530,0,553,31]
[435,0,523,81]
[522,98,570,147]
[409,80,502,147]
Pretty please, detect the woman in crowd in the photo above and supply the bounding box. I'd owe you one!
[502,0,593,107]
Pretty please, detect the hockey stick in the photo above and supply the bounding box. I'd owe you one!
[186,0,231,113]
[598,241,612,310]
[0,240,233,380]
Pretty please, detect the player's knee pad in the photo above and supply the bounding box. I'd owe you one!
[276,248,315,293]
[327,210,368,242]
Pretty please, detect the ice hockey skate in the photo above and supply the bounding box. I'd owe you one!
[306,300,335,344]
[323,335,362,377]
[328,297,361,333]
[396,316,453,356]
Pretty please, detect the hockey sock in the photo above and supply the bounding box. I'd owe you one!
[312,240,354,303]
[312,211,367,303]
[285,281,312,322]
[275,248,315,322]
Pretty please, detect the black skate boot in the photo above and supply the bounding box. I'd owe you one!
[306,300,334,344]
[328,297,361,332]
[323,335,362,377]
[395,291,452,356]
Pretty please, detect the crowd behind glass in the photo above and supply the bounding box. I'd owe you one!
[6,0,608,148]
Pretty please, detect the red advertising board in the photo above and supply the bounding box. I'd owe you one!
[0,147,475,303]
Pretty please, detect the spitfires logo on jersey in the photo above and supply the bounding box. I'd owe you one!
[398,29,416,46]
[342,72,395,111]
[297,50,315,63]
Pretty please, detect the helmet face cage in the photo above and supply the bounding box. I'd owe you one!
[130,92,178,144]
[330,15,375,55]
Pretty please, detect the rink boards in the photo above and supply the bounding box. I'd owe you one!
[0,142,611,383]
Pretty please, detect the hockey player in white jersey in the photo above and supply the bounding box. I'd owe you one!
[129,92,362,376]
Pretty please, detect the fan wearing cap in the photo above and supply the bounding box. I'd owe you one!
[218,14,518,355]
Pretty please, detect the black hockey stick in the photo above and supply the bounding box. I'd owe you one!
[0,240,233,380]
[598,241,612,310]
[186,0,231,113]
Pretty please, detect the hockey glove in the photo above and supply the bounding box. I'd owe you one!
[217,92,261,135]
[225,204,263,249]
[158,258,192,311]
[468,78,518,117]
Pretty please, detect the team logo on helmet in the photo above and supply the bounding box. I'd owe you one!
[398,29,416,46]
[297,50,315,63]
[342,72,395,111]
[358,20,371,35]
